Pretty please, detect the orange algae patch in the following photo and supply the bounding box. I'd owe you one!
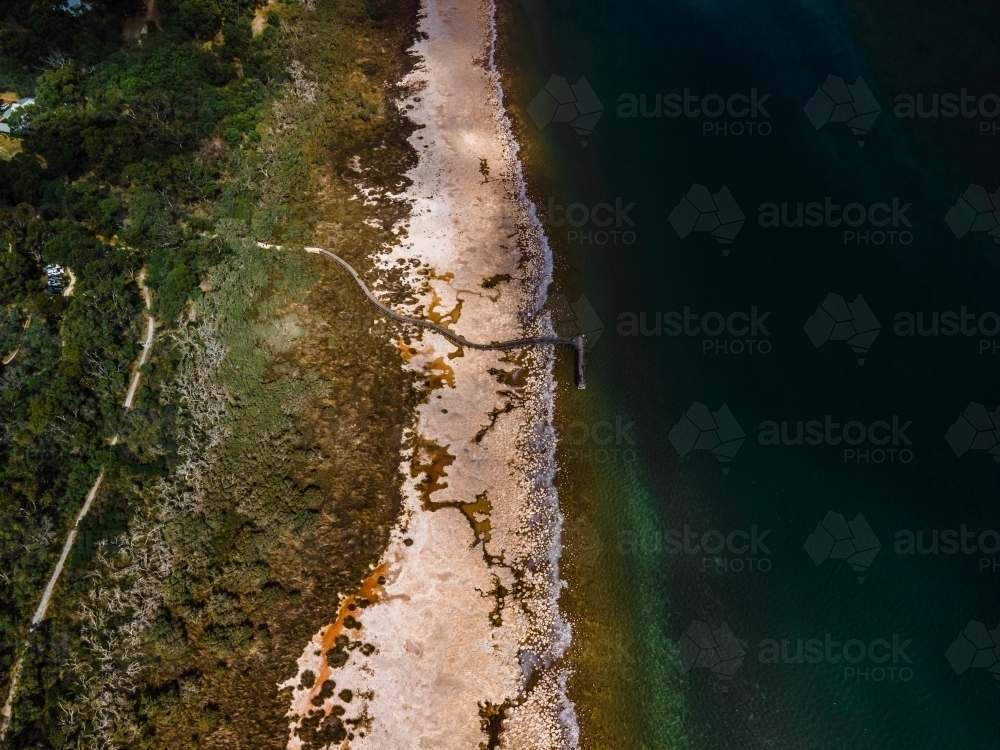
[426,356,455,389]
[394,338,456,389]
[395,336,416,362]
[458,492,491,544]
[308,563,389,703]
[413,441,456,508]
[423,490,492,545]
[427,289,462,326]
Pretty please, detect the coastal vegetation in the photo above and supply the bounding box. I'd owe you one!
[0,0,420,746]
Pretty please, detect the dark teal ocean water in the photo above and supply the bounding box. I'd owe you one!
[505,0,1000,747]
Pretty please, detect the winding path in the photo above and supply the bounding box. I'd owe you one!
[0,272,156,740]
[303,247,586,388]
[1,315,30,366]
[123,277,155,410]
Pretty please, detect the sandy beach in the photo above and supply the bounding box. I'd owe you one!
[278,0,576,747]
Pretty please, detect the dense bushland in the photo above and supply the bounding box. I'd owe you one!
[1,0,421,745]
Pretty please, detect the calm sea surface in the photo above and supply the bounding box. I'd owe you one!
[503,0,1000,747]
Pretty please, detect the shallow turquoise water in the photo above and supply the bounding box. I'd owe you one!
[507,0,1000,746]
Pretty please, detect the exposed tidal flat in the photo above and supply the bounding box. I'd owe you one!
[279,0,582,744]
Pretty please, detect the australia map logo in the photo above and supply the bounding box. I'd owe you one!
[945,402,1000,467]
[803,293,881,365]
[668,184,746,253]
[946,619,1000,690]
[549,293,605,350]
[528,74,604,146]
[804,74,881,146]
[803,511,881,583]
[945,184,1000,245]
[668,402,745,473]
[676,619,746,690]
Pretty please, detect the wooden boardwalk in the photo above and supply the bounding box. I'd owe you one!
[305,247,586,388]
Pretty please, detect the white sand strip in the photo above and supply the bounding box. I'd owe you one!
[278,0,577,747]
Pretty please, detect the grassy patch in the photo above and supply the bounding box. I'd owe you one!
[0,136,21,161]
